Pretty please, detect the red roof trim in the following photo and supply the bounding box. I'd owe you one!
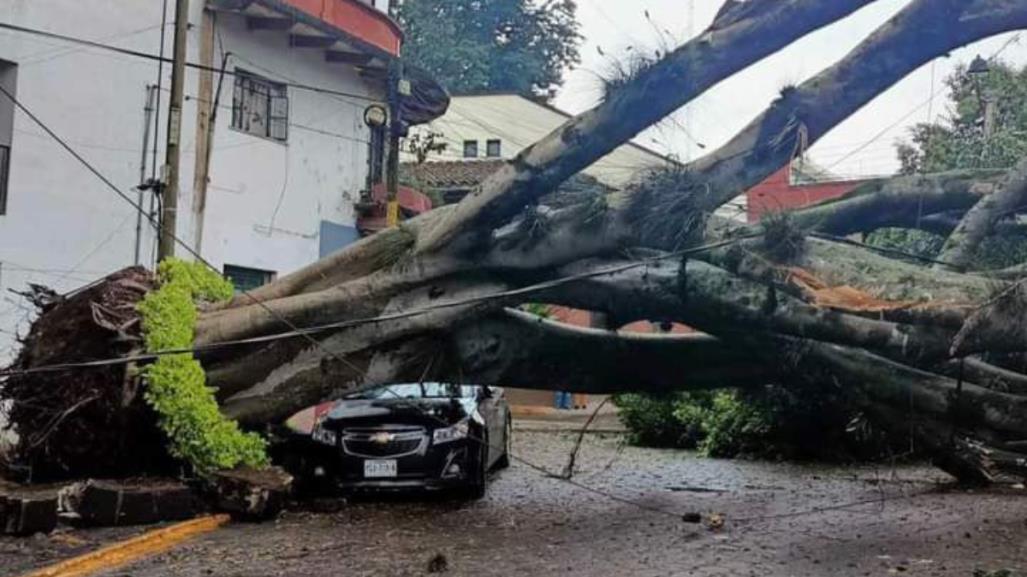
[281,0,402,57]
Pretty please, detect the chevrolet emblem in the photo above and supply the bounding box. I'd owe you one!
[369,432,394,444]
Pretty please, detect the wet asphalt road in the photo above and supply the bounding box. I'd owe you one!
[4,431,1027,576]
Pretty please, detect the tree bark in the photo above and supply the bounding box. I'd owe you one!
[692,0,1027,214]
[452,309,769,394]
[17,0,1027,488]
[413,0,877,253]
[773,171,999,236]
[937,156,1027,271]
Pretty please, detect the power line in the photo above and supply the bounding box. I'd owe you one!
[825,33,1024,173]
[5,22,169,66]
[0,80,368,379]
[0,77,756,399]
[0,22,385,106]
[153,0,170,189]
[0,234,757,379]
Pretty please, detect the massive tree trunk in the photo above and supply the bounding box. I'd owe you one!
[9,0,1027,483]
[195,0,1027,481]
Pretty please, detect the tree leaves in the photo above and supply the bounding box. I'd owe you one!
[395,0,581,100]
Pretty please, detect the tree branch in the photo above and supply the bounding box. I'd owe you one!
[414,0,878,253]
[937,156,1027,271]
[691,0,1027,213]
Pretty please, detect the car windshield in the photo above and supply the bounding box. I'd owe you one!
[345,382,476,400]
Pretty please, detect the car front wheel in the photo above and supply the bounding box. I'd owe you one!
[462,433,488,500]
[495,417,511,470]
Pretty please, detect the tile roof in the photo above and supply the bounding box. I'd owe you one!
[400,160,507,190]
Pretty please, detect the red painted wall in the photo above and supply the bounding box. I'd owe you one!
[548,307,693,335]
[283,0,403,56]
[746,166,869,223]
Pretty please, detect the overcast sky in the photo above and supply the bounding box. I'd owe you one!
[553,0,1027,178]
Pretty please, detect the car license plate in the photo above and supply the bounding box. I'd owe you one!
[364,459,397,478]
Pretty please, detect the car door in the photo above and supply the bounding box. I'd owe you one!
[478,386,503,467]
[493,387,509,457]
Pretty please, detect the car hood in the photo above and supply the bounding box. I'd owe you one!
[322,397,476,429]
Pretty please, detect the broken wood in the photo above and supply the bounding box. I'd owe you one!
[207,467,292,521]
[76,479,198,527]
[0,482,58,536]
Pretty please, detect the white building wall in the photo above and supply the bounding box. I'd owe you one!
[0,0,383,362]
[407,94,674,189]
[179,11,379,278]
[407,93,748,220]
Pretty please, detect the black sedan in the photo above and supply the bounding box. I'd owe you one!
[277,383,511,499]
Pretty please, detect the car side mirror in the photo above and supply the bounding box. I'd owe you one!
[478,386,494,399]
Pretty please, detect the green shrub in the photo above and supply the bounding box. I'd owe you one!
[695,391,773,458]
[614,393,703,449]
[137,259,268,474]
[616,383,899,462]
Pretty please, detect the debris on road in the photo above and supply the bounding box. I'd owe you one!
[681,512,703,524]
[427,552,449,573]
[705,513,725,531]
[76,479,198,527]
[0,482,59,536]
[209,467,293,521]
[1,268,164,483]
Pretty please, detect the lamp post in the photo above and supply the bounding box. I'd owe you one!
[968,54,996,140]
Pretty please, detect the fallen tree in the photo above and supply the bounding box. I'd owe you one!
[5,0,1027,484]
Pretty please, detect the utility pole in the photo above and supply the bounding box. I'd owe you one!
[158,0,190,261]
[982,93,996,140]
[968,54,997,143]
[385,61,407,228]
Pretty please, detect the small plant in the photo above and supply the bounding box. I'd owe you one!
[760,210,806,262]
[137,259,268,475]
[614,393,702,449]
[625,165,711,250]
[695,391,773,458]
[405,131,448,164]
[521,303,553,319]
[600,51,660,102]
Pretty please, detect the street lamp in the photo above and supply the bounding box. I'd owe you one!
[967,54,990,77]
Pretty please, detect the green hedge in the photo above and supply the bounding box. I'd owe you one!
[615,384,898,461]
[137,259,268,474]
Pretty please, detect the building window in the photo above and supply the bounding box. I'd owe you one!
[224,265,276,293]
[463,140,478,158]
[486,139,501,158]
[0,59,15,215]
[231,70,288,142]
[367,123,386,187]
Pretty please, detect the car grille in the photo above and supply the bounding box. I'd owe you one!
[342,426,428,458]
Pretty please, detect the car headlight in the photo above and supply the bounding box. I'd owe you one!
[433,420,469,445]
[312,424,337,447]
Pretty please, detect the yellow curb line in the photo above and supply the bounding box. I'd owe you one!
[20,514,231,577]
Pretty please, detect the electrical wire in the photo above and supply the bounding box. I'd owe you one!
[153,0,170,189]
[0,234,757,379]
[0,81,369,379]
[824,33,1023,174]
[0,22,385,106]
[0,17,963,526]
[6,22,169,66]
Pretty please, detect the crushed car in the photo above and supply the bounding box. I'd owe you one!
[275,383,511,499]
